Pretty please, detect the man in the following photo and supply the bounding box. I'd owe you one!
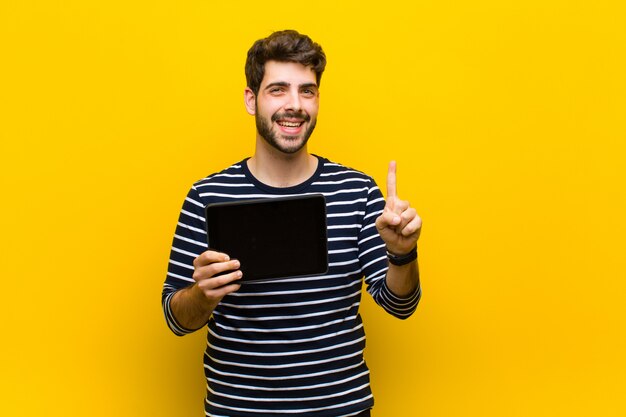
[162,30,422,417]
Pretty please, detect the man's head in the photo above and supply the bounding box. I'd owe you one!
[245,30,326,96]
[244,31,326,155]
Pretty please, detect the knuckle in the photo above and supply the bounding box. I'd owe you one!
[207,264,221,277]
[375,215,386,228]
[196,279,210,293]
[194,251,211,267]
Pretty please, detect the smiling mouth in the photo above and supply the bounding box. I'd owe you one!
[272,112,310,128]
[277,120,304,128]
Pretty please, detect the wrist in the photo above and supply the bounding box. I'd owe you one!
[387,246,418,266]
[185,283,213,310]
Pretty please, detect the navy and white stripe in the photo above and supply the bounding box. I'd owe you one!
[162,156,421,416]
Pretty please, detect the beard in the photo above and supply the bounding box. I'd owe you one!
[255,111,317,154]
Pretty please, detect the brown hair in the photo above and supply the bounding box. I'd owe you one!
[245,30,327,95]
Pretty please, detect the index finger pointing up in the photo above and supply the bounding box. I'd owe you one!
[387,160,397,200]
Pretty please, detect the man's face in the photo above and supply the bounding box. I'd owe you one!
[250,61,320,154]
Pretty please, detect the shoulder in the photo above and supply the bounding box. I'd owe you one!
[192,160,248,189]
[316,156,376,185]
[185,159,255,205]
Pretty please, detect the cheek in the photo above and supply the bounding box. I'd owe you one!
[256,98,280,114]
[267,104,284,118]
[306,103,320,117]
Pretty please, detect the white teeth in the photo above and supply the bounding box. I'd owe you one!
[278,121,302,127]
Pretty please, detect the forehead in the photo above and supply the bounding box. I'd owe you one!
[260,61,317,87]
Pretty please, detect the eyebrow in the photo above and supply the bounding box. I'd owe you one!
[264,82,319,90]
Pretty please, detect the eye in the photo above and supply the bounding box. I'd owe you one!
[301,88,316,97]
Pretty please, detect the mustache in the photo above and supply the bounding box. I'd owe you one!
[271,112,311,123]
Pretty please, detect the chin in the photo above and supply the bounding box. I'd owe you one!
[277,143,307,155]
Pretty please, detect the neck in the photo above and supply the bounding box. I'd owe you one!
[248,139,318,188]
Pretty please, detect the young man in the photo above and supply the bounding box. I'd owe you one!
[162,30,422,417]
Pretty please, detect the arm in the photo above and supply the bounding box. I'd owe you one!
[385,259,419,298]
[169,251,242,331]
[358,166,420,319]
[375,161,422,297]
[162,185,242,335]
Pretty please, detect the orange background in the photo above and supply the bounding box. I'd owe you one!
[1,1,625,416]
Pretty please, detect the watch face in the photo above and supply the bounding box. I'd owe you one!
[205,194,328,282]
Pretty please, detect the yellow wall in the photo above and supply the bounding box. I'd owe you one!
[1,1,625,416]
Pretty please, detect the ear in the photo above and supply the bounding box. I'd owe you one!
[244,87,256,115]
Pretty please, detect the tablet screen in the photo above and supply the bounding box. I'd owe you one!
[205,194,328,282]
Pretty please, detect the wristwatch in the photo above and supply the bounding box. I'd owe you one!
[387,246,418,266]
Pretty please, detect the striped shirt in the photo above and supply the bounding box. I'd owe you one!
[162,156,421,416]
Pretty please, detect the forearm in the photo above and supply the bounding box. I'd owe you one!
[385,259,419,297]
[170,284,217,332]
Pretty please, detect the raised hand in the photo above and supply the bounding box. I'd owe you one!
[375,161,422,256]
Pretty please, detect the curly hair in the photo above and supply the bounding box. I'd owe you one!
[245,30,327,95]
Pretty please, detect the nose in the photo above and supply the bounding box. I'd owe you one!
[284,90,302,112]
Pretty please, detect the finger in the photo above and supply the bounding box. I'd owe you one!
[394,198,410,213]
[400,213,422,237]
[210,281,242,298]
[375,209,401,231]
[197,269,243,291]
[386,160,397,201]
[193,259,240,282]
[193,250,230,268]
[396,206,417,232]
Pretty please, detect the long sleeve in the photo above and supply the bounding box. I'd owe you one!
[161,185,208,335]
[359,180,421,319]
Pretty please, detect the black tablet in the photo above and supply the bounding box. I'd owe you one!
[204,194,328,282]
